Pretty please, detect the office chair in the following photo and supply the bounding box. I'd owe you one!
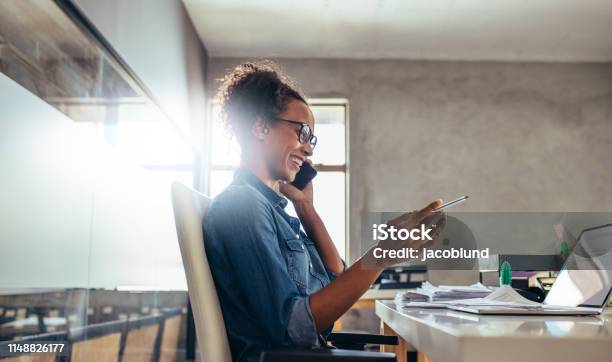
[171,182,397,362]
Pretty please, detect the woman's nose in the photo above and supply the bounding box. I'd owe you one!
[302,142,313,156]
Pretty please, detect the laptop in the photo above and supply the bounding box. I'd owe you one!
[448,224,612,316]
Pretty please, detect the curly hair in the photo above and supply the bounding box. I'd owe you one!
[215,60,306,145]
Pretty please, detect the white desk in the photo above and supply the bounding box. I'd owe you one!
[376,300,612,362]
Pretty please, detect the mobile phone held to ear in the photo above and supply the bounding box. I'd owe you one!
[291,162,317,190]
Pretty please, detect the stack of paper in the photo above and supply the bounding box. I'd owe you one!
[395,284,539,309]
[395,282,493,306]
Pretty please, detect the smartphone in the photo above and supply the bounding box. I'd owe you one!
[291,162,317,190]
[433,195,469,211]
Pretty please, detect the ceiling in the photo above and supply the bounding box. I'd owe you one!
[183,0,612,62]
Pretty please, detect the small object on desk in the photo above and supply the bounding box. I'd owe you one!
[560,241,570,260]
[500,261,512,286]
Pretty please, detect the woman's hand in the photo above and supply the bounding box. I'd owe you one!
[278,180,312,207]
[278,161,314,214]
[279,162,345,273]
[364,199,446,269]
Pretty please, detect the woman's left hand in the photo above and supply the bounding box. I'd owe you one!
[278,174,313,212]
[280,162,344,274]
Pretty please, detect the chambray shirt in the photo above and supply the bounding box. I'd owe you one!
[203,168,339,362]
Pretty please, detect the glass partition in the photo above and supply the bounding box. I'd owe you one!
[0,1,193,360]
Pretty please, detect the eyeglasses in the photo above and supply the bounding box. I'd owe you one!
[275,118,318,149]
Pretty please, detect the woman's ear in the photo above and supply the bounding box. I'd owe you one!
[252,117,269,140]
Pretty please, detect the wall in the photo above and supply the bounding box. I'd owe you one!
[207,58,612,262]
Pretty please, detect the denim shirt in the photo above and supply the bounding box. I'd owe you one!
[203,168,339,362]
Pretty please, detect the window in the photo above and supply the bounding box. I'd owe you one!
[207,99,349,259]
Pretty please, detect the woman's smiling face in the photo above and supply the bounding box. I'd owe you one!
[262,99,315,182]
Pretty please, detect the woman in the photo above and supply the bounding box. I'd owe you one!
[203,61,443,362]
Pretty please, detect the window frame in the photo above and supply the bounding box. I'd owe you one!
[307,98,350,260]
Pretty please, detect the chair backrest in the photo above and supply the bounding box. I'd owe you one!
[69,320,126,362]
[122,315,163,362]
[171,182,232,362]
[158,310,183,362]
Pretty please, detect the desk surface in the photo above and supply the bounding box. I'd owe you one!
[361,288,412,300]
[376,300,612,362]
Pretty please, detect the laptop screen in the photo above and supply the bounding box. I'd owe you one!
[544,224,612,307]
